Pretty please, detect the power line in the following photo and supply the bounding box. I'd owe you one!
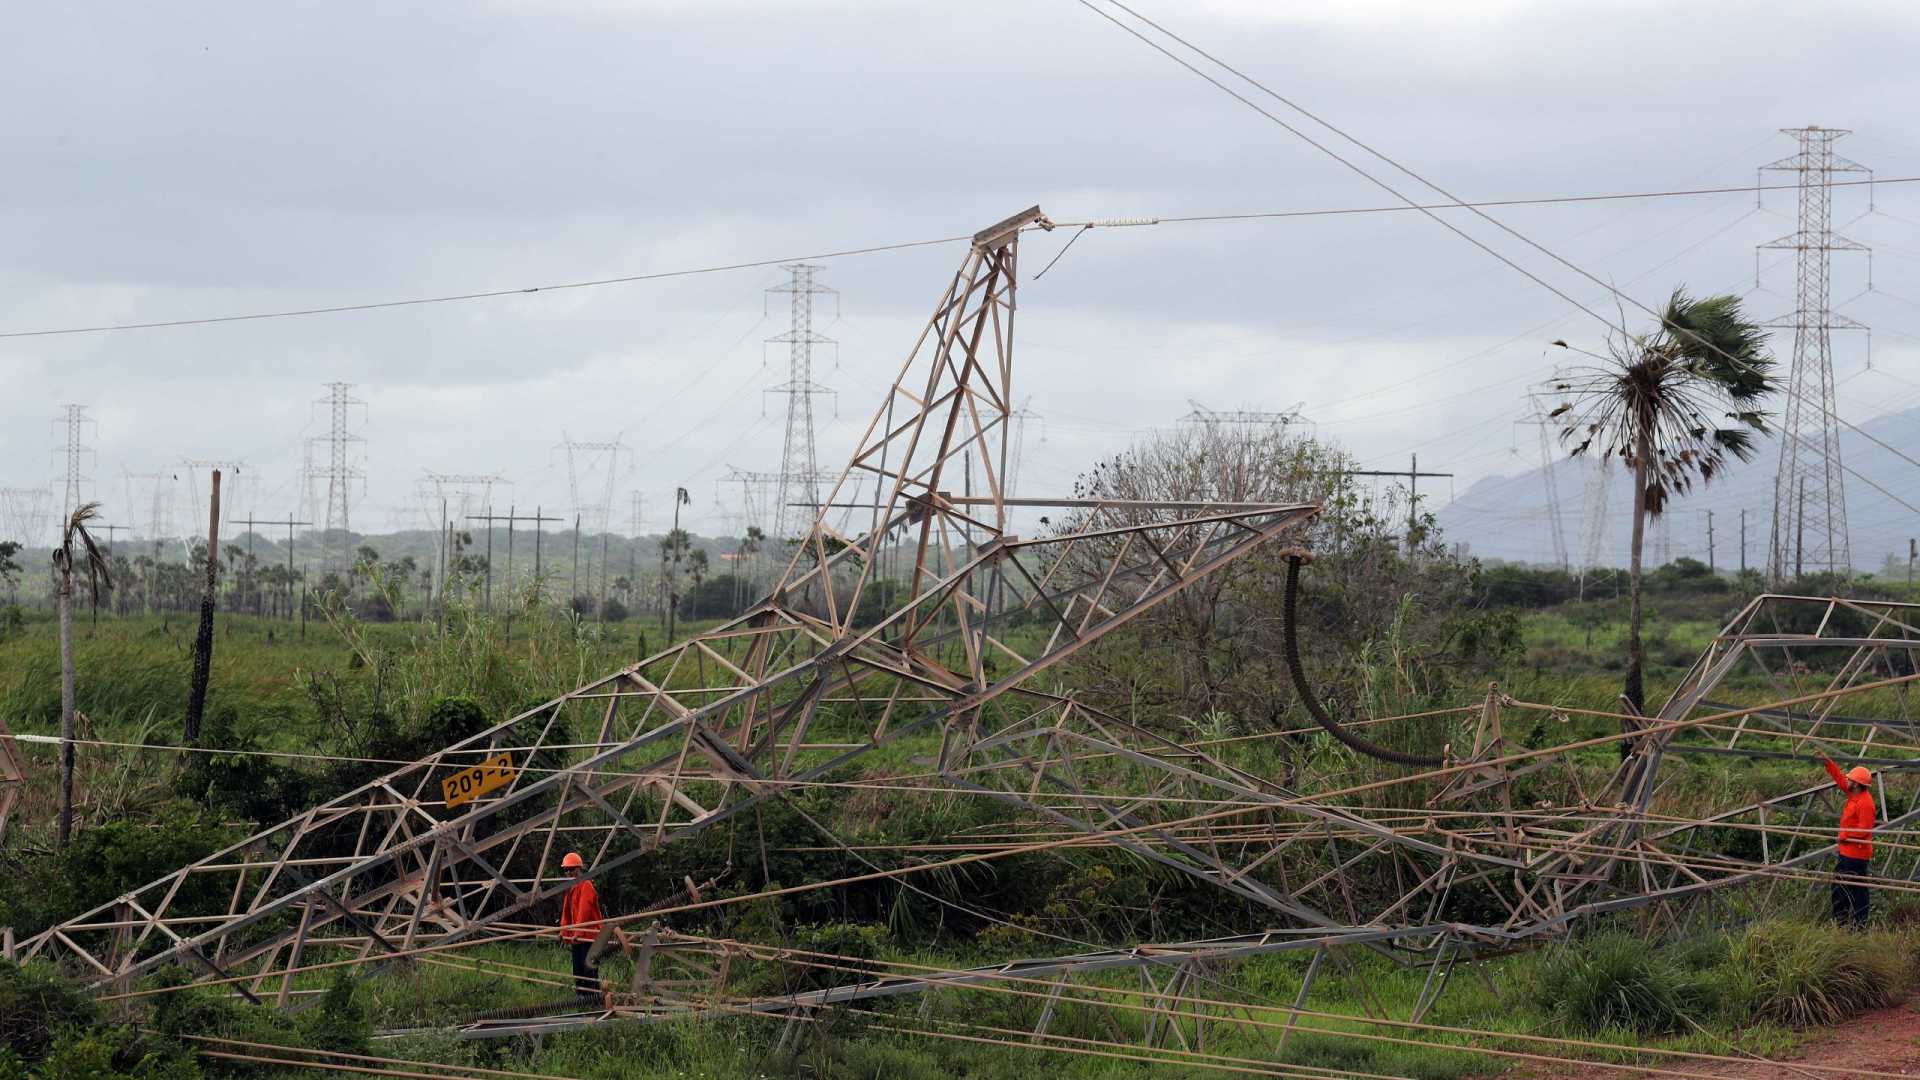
[1079,1,1811,383]
[3,178,1918,341]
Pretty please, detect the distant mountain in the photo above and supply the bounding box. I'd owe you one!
[1432,405,1920,573]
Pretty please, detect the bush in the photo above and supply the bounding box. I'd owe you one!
[0,806,243,939]
[27,1027,197,1080]
[175,708,308,825]
[296,975,371,1055]
[1536,932,1703,1034]
[0,962,97,1063]
[1722,920,1909,1028]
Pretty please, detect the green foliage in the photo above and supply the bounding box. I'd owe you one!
[1722,920,1909,1028]
[679,574,751,620]
[174,708,308,824]
[0,805,241,938]
[26,1028,197,1080]
[0,962,97,1063]
[1536,932,1707,1035]
[297,974,372,1055]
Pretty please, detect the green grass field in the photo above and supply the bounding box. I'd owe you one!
[0,597,1913,1078]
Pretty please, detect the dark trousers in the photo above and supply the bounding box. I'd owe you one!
[1832,854,1870,929]
[570,942,599,995]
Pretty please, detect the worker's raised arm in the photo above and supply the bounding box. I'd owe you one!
[1824,757,1848,790]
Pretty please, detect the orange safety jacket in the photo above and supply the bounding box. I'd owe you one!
[560,879,605,943]
[1824,758,1875,861]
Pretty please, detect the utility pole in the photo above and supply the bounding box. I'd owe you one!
[1763,127,1869,584]
[1909,538,1916,589]
[1739,509,1748,576]
[227,515,278,615]
[571,513,581,612]
[1706,510,1715,574]
[1339,458,1454,552]
[767,264,837,546]
[465,506,558,643]
[276,514,312,622]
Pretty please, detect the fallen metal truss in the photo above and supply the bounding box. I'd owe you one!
[443,594,1920,1043]
[15,206,1325,998]
[18,206,1920,1060]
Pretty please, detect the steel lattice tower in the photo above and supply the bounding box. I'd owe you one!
[767,264,836,544]
[1763,127,1869,583]
[54,404,93,525]
[314,383,366,556]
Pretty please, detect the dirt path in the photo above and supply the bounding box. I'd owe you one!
[1519,1001,1920,1079]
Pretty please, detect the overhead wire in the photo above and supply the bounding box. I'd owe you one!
[0,180,1914,341]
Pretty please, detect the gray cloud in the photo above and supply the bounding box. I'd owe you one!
[4,0,1917,545]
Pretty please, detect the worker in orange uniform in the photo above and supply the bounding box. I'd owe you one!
[1822,758,1876,930]
[559,852,629,996]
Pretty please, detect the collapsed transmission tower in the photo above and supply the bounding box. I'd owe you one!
[32,206,1920,1053]
[1763,126,1869,583]
[313,383,367,553]
[766,264,836,544]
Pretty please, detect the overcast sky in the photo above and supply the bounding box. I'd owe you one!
[5,0,1919,555]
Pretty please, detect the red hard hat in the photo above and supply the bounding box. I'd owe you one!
[1848,766,1872,785]
[561,852,585,869]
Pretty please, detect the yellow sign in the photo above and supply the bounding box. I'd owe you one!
[442,752,517,809]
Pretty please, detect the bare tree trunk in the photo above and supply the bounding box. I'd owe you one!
[1624,436,1650,724]
[56,569,76,847]
[185,470,222,746]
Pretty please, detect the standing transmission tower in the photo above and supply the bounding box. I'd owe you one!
[558,437,626,538]
[181,460,250,522]
[1762,127,1870,582]
[558,436,627,602]
[53,404,95,524]
[0,489,53,548]
[1008,397,1044,499]
[121,470,178,547]
[313,383,367,551]
[767,264,836,544]
[1519,393,1570,571]
[1179,399,1308,429]
[1576,457,1612,596]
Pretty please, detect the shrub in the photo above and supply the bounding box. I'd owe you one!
[296,975,371,1055]
[54,804,242,935]
[0,962,97,1063]
[1536,932,1703,1034]
[1722,920,1909,1028]
[29,1027,198,1080]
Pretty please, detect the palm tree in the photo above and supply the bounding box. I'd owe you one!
[1554,288,1775,719]
[53,502,111,846]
